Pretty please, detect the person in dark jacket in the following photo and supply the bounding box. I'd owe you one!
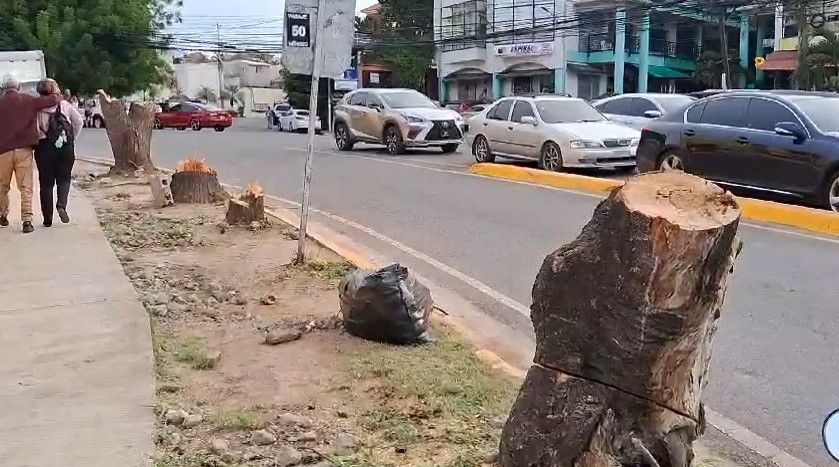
[35,79,84,227]
[0,76,62,233]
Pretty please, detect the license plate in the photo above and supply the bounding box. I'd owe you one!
[612,149,631,157]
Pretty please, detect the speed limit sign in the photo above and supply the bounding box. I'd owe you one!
[286,12,311,47]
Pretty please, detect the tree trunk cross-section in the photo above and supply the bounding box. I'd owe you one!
[500,171,743,467]
[225,190,265,225]
[170,171,228,204]
[97,90,156,176]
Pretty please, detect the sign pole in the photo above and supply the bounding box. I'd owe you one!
[296,0,325,263]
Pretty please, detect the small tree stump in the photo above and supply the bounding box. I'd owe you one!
[148,173,174,207]
[170,171,227,204]
[499,171,743,467]
[226,189,265,225]
[97,90,156,176]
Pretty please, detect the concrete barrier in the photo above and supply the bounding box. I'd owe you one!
[470,163,839,237]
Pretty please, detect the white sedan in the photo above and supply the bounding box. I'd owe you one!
[279,109,322,134]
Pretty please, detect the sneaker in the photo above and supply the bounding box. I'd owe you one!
[22,221,34,233]
[57,207,70,224]
[0,215,7,227]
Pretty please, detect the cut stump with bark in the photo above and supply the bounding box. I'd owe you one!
[226,182,265,225]
[170,158,228,204]
[97,90,156,176]
[500,171,743,467]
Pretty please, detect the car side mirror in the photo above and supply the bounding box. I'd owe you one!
[774,121,806,140]
[644,110,663,118]
[520,116,537,126]
[367,103,381,112]
[824,410,839,462]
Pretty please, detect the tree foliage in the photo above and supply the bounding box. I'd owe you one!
[280,67,329,119]
[0,0,180,97]
[695,50,744,88]
[356,0,434,90]
[196,85,217,103]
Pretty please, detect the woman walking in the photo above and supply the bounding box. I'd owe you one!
[35,79,83,226]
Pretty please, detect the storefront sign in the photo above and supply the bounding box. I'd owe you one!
[285,12,311,47]
[495,42,553,57]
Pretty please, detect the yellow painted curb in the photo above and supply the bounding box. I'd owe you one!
[470,163,839,237]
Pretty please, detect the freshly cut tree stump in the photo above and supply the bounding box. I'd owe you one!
[500,171,742,467]
[170,158,228,204]
[97,90,156,176]
[226,182,265,225]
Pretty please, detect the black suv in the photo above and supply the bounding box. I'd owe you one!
[636,90,839,211]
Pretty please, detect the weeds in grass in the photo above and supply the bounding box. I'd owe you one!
[299,259,355,285]
[214,408,264,430]
[172,337,217,370]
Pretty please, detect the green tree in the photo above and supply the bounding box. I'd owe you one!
[1,0,180,97]
[280,67,329,125]
[357,0,434,90]
[695,50,744,88]
[196,86,218,103]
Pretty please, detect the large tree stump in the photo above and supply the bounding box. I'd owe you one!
[226,182,265,224]
[170,159,228,203]
[97,90,156,176]
[500,171,742,467]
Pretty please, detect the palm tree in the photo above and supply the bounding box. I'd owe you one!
[196,85,218,103]
[224,84,241,107]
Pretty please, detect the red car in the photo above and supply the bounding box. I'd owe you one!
[154,102,233,132]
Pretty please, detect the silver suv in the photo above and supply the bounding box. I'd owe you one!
[333,88,465,154]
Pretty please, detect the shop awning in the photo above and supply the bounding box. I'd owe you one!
[763,51,798,71]
[648,65,690,79]
[567,62,603,74]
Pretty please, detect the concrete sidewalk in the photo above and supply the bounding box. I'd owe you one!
[0,184,155,466]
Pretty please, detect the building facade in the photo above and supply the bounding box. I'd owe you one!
[434,0,790,102]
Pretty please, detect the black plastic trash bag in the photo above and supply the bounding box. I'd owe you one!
[338,263,434,345]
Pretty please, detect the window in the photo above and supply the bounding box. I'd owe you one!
[440,0,487,40]
[685,102,705,123]
[365,94,384,108]
[180,103,198,112]
[168,104,182,113]
[348,92,367,106]
[512,76,533,94]
[629,98,658,117]
[511,100,535,122]
[699,98,747,127]
[489,99,514,120]
[492,0,555,44]
[788,95,839,132]
[379,90,436,109]
[599,98,632,116]
[744,98,798,132]
[536,99,606,124]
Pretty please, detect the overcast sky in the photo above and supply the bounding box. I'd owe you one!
[178,0,379,21]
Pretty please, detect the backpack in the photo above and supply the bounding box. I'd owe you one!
[46,105,74,146]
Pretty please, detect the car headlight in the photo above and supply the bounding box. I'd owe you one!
[400,114,424,123]
[569,140,605,149]
[630,138,640,147]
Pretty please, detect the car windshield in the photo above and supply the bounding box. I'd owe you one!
[535,99,606,123]
[379,91,437,109]
[789,96,839,132]
[296,110,309,116]
[654,95,697,113]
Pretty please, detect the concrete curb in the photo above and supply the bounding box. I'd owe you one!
[77,156,813,467]
[469,163,839,237]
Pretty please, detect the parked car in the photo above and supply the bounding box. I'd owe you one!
[83,99,105,128]
[279,109,322,134]
[592,93,697,130]
[333,88,465,154]
[268,103,292,129]
[636,90,839,211]
[468,95,640,171]
[154,102,233,132]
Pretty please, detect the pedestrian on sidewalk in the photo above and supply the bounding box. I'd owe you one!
[35,78,83,227]
[0,76,62,233]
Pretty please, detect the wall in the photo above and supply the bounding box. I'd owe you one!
[174,63,220,100]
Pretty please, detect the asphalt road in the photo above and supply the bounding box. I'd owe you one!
[77,118,839,466]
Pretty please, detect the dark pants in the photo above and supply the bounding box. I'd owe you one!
[34,139,75,223]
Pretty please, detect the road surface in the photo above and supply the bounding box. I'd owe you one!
[77,119,839,466]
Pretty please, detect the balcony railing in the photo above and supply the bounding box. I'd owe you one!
[579,34,700,59]
[440,38,487,52]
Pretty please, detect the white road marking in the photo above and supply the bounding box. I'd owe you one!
[288,146,839,245]
[78,154,813,466]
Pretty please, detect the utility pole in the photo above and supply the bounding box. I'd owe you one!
[216,23,226,109]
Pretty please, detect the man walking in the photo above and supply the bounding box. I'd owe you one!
[0,76,62,233]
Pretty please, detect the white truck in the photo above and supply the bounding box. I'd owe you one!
[0,50,47,95]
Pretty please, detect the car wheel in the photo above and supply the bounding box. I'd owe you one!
[441,143,459,154]
[658,152,684,171]
[384,125,405,155]
[190,119,201,131]
[153,118,163,130]
[472,135,495,163]
[93,116,104,129]
[177,127,186,131]
[539,142,563,172]
[214,126,225,132]
[823,170,839,212]
[334,123,355,151]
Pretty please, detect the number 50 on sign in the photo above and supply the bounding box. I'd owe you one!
[286,12,311,47]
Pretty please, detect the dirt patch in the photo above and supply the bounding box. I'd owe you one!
[73,163,517,467]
